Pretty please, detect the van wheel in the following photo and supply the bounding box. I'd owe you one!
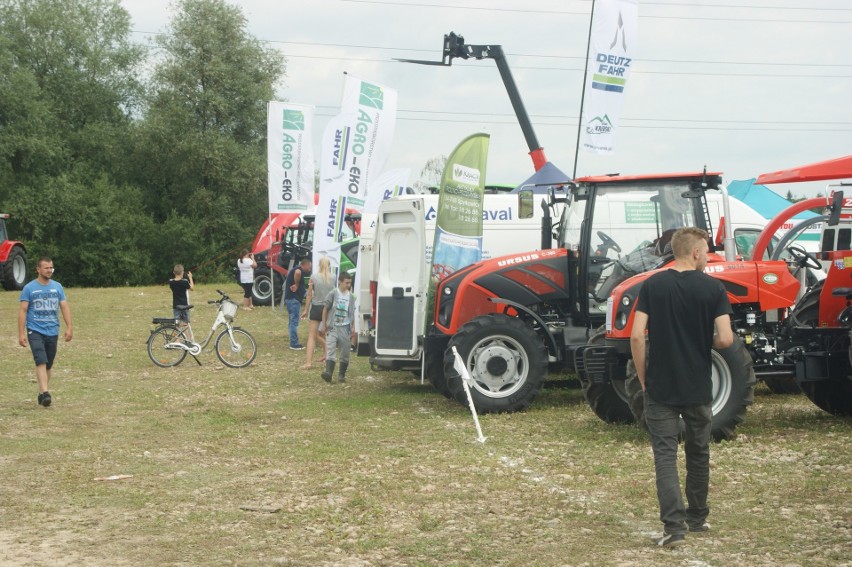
[626,338,755,442]
[444,314,547,413]
[582,326,634,423]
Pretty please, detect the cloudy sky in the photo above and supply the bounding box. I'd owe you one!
[123,0,851,195]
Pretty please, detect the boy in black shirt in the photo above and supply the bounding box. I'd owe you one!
[630,227,733,548]
[169,265,194,335]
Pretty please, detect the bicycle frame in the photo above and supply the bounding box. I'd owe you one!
[166,305,239,355]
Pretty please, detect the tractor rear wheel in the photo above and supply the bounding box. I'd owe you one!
[625,337,756,442]
[444,314,547,413]
[425,349,451,399]
[252,269,283,306]
[2,245,27,290]
[800,380,852,416]
[581,326,634,423]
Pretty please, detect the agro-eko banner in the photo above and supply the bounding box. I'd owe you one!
[580,0,638,155]
[313,75,398,271]
[430,133,490,284]
[267,102,315,213]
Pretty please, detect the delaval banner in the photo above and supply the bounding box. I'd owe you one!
[267,102,315,213]
[431,133,490,284]
[580,0,638,155]
[313,75,398,271]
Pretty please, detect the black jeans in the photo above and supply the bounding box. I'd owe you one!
[644,392,712,535]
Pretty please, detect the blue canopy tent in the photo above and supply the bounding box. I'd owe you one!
[728,178,820,247]
[511,161,572,194]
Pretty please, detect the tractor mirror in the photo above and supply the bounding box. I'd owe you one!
[518,189,534,219]
[828,191,844,226]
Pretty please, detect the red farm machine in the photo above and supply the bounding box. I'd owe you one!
[0,213,27,290]
[421,159,852,441]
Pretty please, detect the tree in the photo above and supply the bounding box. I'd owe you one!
[0,0,154,286]
[136,0,285,278]
[413,155,447,194]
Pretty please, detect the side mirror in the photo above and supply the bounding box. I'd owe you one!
[518,189,534,219]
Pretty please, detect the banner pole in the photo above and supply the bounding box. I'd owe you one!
[268,214,275,310]
[573,0,597,179]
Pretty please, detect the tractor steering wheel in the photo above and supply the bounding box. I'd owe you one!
[786,245,821,270]
[596,231,622,254]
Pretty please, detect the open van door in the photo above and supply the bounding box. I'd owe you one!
[374,198,428,357]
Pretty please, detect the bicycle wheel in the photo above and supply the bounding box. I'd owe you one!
[147,325,188,367]
[215,327,257,368]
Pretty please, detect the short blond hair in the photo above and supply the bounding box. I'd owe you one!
[671,227,708,259]
[173,264,184,276]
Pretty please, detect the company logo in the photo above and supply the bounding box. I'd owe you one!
[496,253,540,267]
[452,165,481,185]
[610,10,628,51]
[425,206,437,221]
[762,273,779,284]
[359,83,384,110]
[283,109,305,131]
[586,114,613,135]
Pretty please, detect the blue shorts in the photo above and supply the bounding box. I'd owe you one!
[173,309,190,323]
[28,330,58,369]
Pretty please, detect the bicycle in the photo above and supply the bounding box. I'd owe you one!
[147,289,257,368]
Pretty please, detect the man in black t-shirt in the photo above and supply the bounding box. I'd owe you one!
[630,227,733,548]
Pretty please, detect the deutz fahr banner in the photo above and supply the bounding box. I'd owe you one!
[580,0,638,155]
[267,102,315,213]
[430,133,490,284]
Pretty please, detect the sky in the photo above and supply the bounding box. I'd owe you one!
[123,0,852,197]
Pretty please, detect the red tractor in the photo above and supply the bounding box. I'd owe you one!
[426,169,823,441]
[602,156,852,425]
[0,213,27,290]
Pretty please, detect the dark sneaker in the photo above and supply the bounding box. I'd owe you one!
[39,391,52,407]
[689,522,711,533]
[289,344,305,351]
[37,392,45,406]
[338,376,346,383]
[321,371,332,383]
[656,532,685,548]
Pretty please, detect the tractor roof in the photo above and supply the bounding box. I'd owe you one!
[575,171,723,186]
[756,155,852,185]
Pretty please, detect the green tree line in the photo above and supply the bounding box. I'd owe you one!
[0,0,284,286]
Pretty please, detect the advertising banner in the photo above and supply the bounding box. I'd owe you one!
[267,102,315,213]
[430,133,490,284]
[313,75,398,271]
[580,0,639,155]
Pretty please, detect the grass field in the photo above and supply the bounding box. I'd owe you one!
[1,283,850,566]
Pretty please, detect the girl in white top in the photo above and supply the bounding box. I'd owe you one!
[237,249,257,310]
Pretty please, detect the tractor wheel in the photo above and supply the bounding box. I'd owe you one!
[800,380,852,416]
[625,337,756,442]
[425,349,452,399]
[582,326,634,424]
[252,269,283,306]
[444,314,547,413]
[763,376,801,395]
[2,245,27,291]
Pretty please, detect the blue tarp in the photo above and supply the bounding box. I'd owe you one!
[728,178,816,221]
[512,161,572,193]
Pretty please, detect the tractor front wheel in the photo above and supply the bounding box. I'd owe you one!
[581,326,634,424]
[2,245,27,291]
[444,314,547,413]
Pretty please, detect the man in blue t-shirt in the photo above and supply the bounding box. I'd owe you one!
[630,227,733,548]
[18,257,73,408]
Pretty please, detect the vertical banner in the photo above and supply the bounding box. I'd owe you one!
[430,133,490,285]
[314,75,398,271]
[580,0,638,155]
[267,102,315,213]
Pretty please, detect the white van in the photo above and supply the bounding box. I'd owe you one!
[355,192,560,367]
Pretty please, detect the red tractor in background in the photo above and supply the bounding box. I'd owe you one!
[0,213,27,290]
[601,155,852,432]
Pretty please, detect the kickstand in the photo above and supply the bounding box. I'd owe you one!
[190,353,202,366]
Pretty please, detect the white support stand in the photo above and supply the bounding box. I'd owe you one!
[452,346,486,444]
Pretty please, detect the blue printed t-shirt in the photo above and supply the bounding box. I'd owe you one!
[20,279,66,336]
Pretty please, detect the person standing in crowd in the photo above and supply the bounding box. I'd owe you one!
[18,257,73,408]
[237,249,257,311]
[321,271,356,384]
[300,256,333,369]
[630,227,733,548]
[284,257,311,350]
[169,264,194,338]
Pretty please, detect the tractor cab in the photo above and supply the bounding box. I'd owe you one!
[554,172,735,331]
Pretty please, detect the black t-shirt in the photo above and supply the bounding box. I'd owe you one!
[284,267,310,301]
[635,269,732,405]
[169,278,191,308]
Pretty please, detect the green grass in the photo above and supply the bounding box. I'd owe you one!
[1,284,850,566]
